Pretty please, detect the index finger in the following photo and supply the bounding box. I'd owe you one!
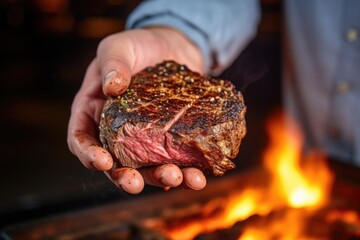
[67,60,113,171]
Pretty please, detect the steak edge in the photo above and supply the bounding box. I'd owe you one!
[99,61,246,176]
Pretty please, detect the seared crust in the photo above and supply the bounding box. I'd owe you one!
[99,61,246,176]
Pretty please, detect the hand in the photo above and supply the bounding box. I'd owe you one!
[67,27,206,194]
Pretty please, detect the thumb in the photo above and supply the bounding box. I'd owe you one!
[97,28,204,97]
[97,34,134,97]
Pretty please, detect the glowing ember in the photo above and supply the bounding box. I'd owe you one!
[238,208,308,240]
[326,209,360,229]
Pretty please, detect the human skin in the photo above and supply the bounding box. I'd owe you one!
[67,27,207,194]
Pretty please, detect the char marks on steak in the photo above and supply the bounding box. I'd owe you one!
[99,61,246,176]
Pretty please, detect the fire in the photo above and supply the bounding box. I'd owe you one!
[263,112,333,209]
[238,112,333,239]
[224,188,266,224]
[161,112,334,239]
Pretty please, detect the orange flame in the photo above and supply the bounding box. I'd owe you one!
[263,112,333,209]
[239,112,333,239]
[162,112,334,239]
[224,188,268,224]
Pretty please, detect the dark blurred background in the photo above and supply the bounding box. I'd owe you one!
[0,0,282,228]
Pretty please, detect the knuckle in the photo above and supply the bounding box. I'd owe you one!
[97,34,116,55]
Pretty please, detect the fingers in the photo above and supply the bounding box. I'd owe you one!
[97,34,133,97]
[69,131,113,171]
[139,164,207,190]
[181,168,207,190]
[107,168,145,194]
[139,164,183,188]
[104,164,206,194]
[67,59,113,171]
[67,97,113,171]
[67,103,113,171]
[101,61,132,97]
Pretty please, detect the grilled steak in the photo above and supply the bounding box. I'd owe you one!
[99,61,246,176]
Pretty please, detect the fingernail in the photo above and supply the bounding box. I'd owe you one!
[104,70,120,84]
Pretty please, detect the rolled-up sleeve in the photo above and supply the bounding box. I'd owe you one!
[126,0,261,74]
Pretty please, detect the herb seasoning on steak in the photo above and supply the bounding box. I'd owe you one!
[99,61,246,176]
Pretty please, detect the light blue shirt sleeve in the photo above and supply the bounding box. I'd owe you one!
[126,0,261,74]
